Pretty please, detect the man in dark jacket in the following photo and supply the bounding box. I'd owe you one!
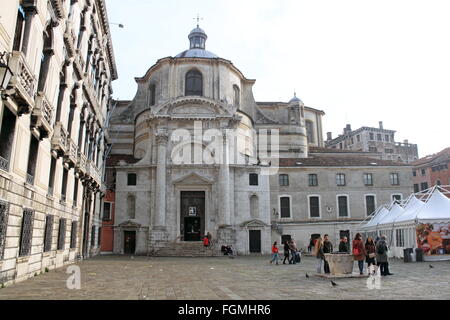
[323,234,333,273]
[338,237,349,253]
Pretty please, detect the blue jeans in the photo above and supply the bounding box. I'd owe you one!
[270,253,279,264]
[357,260,364,273]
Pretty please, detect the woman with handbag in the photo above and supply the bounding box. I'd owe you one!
[352,233,366,275]
[365,237,376,274]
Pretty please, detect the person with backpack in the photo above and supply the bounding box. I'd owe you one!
[270,241,280,265]
[314,236,326,273]
[376,235,392,276]
[352,233,366,275]
[283,240,290,264]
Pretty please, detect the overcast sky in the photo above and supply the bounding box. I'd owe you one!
[106,0,450,158]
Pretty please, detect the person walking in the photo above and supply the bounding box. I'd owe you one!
[338,236,349,253]
[322,234,333,274]
[270,241,280,265]
[283,240,290,264]
[314,236,326,274]
[352,233,366,275]
[203,234,210,247]
[289,240,298,264]
[365,236,376,274]
[376,235,392,276]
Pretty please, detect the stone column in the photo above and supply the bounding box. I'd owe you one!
[154,132,168,227]
[219,133,230,225]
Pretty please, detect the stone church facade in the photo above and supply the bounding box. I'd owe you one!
[105,26,413,256]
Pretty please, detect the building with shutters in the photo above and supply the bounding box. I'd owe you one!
[0,0,116,285]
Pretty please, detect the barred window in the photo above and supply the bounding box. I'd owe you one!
[363,173,373,186]
[91,225,96,248]
[336,173,346,186]
[308,174,318,186]
[279,174,289,186]
[365,195,376,216]
[0,201,10,259]
[43,215,54,252]
[57,218,66,250]
[280,197,291,218]
[338,196,349,217]
[19,209,34,257]
[309,196,320,218]
[70,221,77,249]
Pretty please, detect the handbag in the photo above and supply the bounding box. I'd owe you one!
[352,247,360,255]
[369,253,376,259]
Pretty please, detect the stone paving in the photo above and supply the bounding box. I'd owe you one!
[0,255,449,300]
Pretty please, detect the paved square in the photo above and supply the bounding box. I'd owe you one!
[0,255,449,300]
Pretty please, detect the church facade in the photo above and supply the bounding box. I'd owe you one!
[105,26,412,255]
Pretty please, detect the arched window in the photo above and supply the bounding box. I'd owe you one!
[185,69,203,96]
[149,83,156,106]
[37,24,54,92]
[233,85,240,107]
[305,120,315,144]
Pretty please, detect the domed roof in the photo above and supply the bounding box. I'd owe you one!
[289,92,303,104]
[175,25,219,59]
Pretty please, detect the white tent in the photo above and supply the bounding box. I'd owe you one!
[359,186,450,260]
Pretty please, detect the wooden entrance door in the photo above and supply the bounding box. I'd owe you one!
[180,191,205,241]
[124,231,136,254]
[249,230,261,253]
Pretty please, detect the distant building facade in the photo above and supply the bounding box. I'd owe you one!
[413,147,450,192]
[325,122,419,164]
[0,0,117,285]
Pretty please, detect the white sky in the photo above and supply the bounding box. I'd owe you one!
[106,0,450,158]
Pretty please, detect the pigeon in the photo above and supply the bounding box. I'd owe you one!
[305,273,309,278]
[331,280,338,287]
[429,265,434,269]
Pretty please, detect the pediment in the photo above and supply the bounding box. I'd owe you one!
[240,219,270,228]
[172,172,215,185]
[118,220,141,228]
[153,97,234,119]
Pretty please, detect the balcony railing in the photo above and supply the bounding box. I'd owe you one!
[51,122,68,156]
[76,151,87,176]
[6,51,37,114]
[86,159,101,186]
[63,20,76,57]
[64,138,78,168]
[0,156,9,171]
[32,92,54,138]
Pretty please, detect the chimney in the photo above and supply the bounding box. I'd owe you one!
[379,121,383,130]
[404,139,409,145]
[346,124,352,132]
[327,132,332,141]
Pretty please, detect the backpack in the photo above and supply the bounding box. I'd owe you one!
[377,244,386,255]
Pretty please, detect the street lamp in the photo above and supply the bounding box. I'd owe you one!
[0,52,12,91]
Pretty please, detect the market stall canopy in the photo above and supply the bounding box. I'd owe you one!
[415,190,450,223]
[394,196,425,224]
[364,207,390,228]
[380,203,405,225]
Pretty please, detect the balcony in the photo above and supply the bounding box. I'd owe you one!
[51,122,68,156]
[76,151,87,176]
[86,159,101,187]
[63,21,76,57]
[31,92,54,138]
[5,51,37,115]
[64,138,78,168]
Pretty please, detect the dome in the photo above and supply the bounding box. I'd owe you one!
[175,25,219,59]
[289,92,303,104]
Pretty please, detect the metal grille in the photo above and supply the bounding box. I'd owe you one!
[57,218,66,250]
[91,225,95,248]
[43,215,54,252]
[0,200,10,259]
[70,221,77,249]
[19,209,34,257]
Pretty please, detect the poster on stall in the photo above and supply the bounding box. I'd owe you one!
[416,223,450,255]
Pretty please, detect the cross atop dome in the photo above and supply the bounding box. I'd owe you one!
[193,13,203,28]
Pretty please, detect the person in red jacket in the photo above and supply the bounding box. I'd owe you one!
[270,241,280,265]
[352,233,367,275]
[203,235,210,247]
